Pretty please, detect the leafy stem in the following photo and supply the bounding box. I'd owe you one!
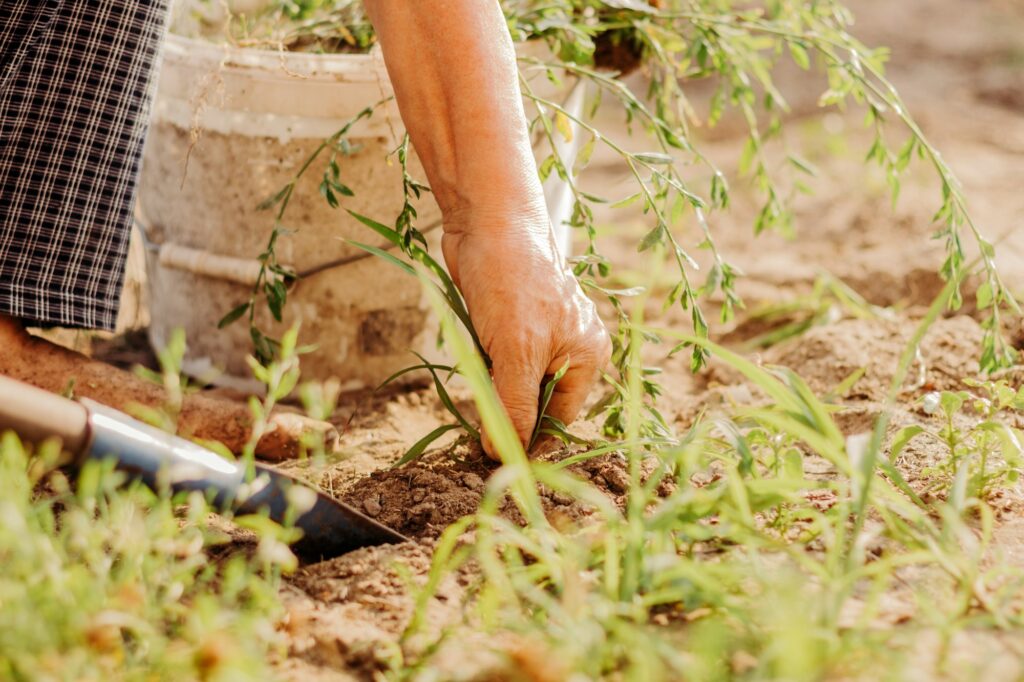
[218,99,390,364]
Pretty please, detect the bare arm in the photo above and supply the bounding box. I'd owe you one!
[363,0,544,227]
[364,0,610,458]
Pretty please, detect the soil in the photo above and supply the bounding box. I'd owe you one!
[3,318,329,460]
[704,315,986,402]
[339,448,498,539]
[83,0,1024,678]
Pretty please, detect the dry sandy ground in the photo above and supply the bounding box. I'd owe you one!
[85,0,1024,678]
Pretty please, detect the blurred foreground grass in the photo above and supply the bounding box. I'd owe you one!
[0,433,285,681]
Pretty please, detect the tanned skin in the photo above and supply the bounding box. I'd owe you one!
[364,0,610,458]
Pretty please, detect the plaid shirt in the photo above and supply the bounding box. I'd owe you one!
[0,0,169,330]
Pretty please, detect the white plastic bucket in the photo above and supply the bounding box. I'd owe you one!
[138,34,582,390]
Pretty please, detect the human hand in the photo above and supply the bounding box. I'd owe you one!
[442,211,611,460]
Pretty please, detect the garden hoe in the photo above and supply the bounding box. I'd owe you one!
[0,375,408,562]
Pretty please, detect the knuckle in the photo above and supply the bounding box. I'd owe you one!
[493,329,540,360]
[572,324,612,368]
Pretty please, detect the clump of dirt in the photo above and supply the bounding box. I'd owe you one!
[567,453,634,502]
[918,316,987,389]
[339,443,637,539]
[340,447,497,539]
[707,315,984,402]
[290,541,437,623]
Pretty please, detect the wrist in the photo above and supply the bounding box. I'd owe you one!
[443,201,549,237]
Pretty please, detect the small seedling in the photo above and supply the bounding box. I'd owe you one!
[893,379,1024,507]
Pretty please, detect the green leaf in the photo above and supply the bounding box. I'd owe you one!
[264,280,287,322]
[788,42,811,70]
[346,240,416,276]
[347,210,402,247]
[218,303,250,329]
[335,182,355,197]
[826,367,866,401]
[539,155,557,182]
[976,281,994,309]
[411,351,479,440]
[781,449,804,479]
[739,137,758,175]
[890,425,924,460]
[319,179,339,208]
[250,327,275,365]
[611,192,643,209]
[788,154,818,177]
[554,111,573,143]
[633,152,673,165]
[529,359,571,449]
[256,185,290,211]
[264,283,281,322]
[638,224,666,252]
[377,361,457,390]
[394,424,462,467]
[940,391,966,418]
[573,137,595,176]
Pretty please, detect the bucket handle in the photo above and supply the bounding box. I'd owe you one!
[134,218,441,286]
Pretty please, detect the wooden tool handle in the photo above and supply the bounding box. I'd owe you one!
[0,376,90,454]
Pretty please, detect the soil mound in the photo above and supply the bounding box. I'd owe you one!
[709,315,984,401]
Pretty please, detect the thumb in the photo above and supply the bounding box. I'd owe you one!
[483,353,545,460]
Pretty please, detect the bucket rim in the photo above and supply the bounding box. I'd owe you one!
[163,32,388,82]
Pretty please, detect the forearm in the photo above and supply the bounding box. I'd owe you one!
[363,1,609,456]
[363,0,547,231]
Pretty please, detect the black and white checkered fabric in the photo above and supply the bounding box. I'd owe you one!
[0,0,169,330]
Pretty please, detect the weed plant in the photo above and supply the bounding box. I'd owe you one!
[896,379,1024,506]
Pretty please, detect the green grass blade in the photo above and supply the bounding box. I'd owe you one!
[529,359,570,449]
[347,209,402,246]
[394,423,462,468]
[346,240,417,275]
[410,351,479,439]
[376,361,457,390]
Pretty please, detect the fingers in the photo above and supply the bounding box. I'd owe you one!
[540,325,610,439]
[482,351,546,461]
[482,306,611,460]
[541,358,603,436]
